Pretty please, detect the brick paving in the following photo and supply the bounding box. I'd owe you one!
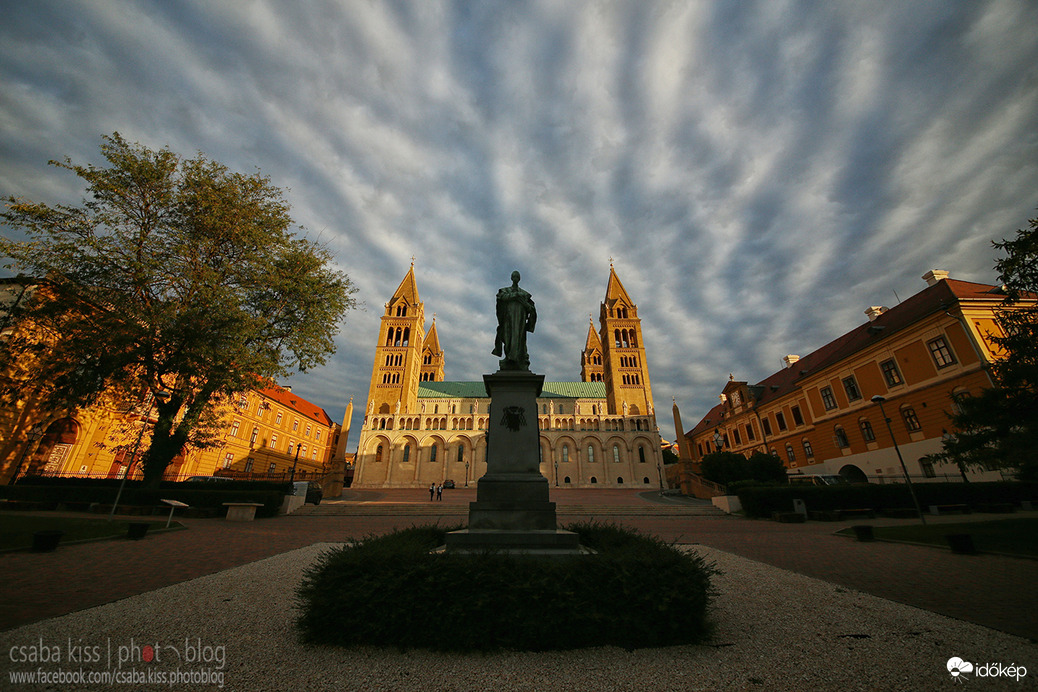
[1,488,1036,641]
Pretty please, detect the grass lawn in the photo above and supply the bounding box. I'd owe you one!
[0,514,184,551]
[838,518,1038,557]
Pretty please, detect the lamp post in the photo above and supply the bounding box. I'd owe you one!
[290,443,301,482]
[8,422,46,485]
[465,460,469,487]
[871,395,926,525]
[713,429,724,452]
[110,390,170,520]
[554,459,559,487]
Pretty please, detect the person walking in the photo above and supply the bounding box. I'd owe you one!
[436,484,443,501]
[429,483,435,501]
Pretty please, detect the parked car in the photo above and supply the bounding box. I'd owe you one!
[442,479,456,489]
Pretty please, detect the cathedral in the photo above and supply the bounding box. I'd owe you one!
[352,264,663,489]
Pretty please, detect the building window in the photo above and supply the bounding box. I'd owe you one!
[842,376,862,402]
[230,420,241,438]
[785,444,796,463]
[613,445,621,463]
[306,424,312,437]
[223,453,233,469]
[244,459,253,472]
[791,406,804,426]
[802,439,814,458]
[762,418,773,436]
[562,445,569,463]
[927,337,956,368]
[402,444,411,463]
[250,427,259,445]
[951,389,971,415]
[288,442,295,456]
[901,407,922,432]
[587,446,595,463]
[293,419,300,432]
[429,444,437,463]
[271,434,278,448]
[268,463,276,474]
[820,386,837,410]
[880,359,903,387]
[919,458,936,478]
[457,445,464,463]
[275,412,283,425]
[315,430,321,441]
[860,419,876,442]
[775,412,788,431]
[639,446,646,463]
[834,426,849,448]
[733,428,742,445]
[375,444,383,462]
[745,423,755,441]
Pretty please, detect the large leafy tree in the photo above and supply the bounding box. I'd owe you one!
[939,212,1038,481]
[1,133,356,486]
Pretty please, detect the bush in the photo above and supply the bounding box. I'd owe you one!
[736,482,1038,519]
[0,478,289,517]
[296,522,717,652]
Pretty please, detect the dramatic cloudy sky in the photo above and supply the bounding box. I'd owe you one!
[2,1,1037,449]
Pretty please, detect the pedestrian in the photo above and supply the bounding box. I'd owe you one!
[429,483,435,501]
[436,484,443,501]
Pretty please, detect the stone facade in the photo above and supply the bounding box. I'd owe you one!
[353,265,664,489]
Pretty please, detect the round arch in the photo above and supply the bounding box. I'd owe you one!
[838,464,868,483]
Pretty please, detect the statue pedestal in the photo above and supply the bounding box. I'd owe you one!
[444,370,584,555]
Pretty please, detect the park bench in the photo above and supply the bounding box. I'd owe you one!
[223,502,264,522]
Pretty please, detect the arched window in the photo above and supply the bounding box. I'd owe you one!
[860,418,876,442]
[834,426,849,448]
[785,443,796,462]
[590,477,598,484]
[802,439,814,458]
[402,327,410,347]
[564,476,571,484]
[643,477,650,484]
[429,444,437,463]
[639,446,646,463]
[587,445,595,462]
[901,406,922,432]
[617,477,624,484]
[613,445,621,463]
[562,445,569,463]
[402,444,411,463]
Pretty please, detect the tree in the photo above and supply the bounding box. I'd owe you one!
[1,133,356,486]
[938,212,1038,481]
[699,451,750,485]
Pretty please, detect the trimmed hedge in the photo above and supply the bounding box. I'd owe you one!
[296,522,717,652]
[736,481,1038,519]
[0,477,290,518]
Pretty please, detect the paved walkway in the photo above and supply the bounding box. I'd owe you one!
[1,489,1036,641]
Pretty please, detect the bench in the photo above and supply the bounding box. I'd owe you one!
[929,504,971,516]
[223,502,264,522]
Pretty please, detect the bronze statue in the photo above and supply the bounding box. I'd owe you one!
[492,270,536,371]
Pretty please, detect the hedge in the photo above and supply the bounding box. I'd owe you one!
[736,482,1038,519]
[0,477,290,517]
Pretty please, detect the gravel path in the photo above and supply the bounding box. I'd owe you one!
[1,544,1034,691]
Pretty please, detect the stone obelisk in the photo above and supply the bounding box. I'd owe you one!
[444,271,583,555]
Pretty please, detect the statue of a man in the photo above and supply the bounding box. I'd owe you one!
[492,270,536,371]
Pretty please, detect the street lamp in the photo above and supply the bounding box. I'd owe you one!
[8,422,46,485]
[713,429,724,451]
[290,443,302,482]
[464,460,469,487]
[110,390,170,520]
[871,395,926,524]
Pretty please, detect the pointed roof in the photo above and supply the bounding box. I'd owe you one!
[390,264,420,306]
[424,319,442,353]
[604,264,635,308]
[584,316,603,351]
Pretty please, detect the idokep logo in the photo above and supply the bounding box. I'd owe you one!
[947,657,973,681]
[947,656,1028,683]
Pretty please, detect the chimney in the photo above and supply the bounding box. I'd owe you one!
[782,354,800,368]
[864,306,888,322]
[922,269,949,287]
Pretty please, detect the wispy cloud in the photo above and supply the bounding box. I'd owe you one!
[2,0,1036,444]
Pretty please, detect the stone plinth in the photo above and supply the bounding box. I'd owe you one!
[444,370,585,556]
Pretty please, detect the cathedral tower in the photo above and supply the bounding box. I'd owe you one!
[580,315,605,382]
[420,317,445,382]
[366,264,425,416]
[599,265,654,416]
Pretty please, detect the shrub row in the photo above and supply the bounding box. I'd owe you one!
[296,522,717,652]
[0,481,287,518]
[736,481,1038,519]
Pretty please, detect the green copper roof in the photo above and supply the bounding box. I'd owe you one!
[417,381,607,399]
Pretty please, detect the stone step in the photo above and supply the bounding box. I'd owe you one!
[292,503,725,517]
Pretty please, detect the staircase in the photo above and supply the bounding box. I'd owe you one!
[293,501,726,517]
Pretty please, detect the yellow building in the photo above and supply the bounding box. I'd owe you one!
[683,270,1025,484]
[1,279,341,483]
[353,264,664,489]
